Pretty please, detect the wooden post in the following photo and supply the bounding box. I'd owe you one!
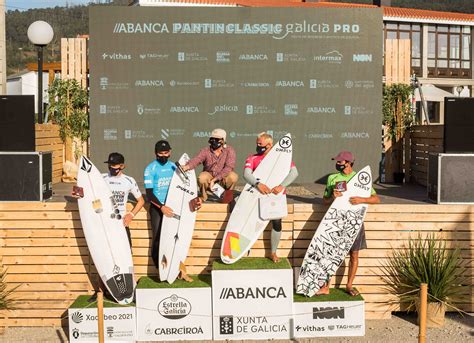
[418,283,428,343]
[97,291,105,343]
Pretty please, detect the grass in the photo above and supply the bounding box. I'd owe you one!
[137,275,212,289]
[69,294,135,309]
[213,257,291,271]
[294,288,364,302]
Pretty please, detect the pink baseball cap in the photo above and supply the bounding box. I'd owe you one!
[332,151,355,162]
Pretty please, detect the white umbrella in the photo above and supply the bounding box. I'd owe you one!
[414,84,454,102]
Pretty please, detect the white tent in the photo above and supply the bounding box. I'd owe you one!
[414,84,454,102]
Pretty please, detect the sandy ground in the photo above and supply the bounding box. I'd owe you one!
[0,313,472,343]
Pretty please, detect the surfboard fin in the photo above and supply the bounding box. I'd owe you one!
[161,255,168,269]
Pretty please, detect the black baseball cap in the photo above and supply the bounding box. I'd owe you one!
[155,140,171,153]
[104,152,125,164]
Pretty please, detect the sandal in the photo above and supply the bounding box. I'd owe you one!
[346,288,360,297]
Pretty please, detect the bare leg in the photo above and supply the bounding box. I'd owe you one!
[346,250,360,296]
[178,262,193,283]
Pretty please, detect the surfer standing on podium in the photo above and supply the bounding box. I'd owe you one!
[319,151,380,296]
[144,140,193,282]
[243,132,298,263]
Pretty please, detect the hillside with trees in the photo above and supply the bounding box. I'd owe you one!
[5,0,474,75]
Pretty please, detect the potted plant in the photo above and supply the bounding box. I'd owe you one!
[381,234,470,327]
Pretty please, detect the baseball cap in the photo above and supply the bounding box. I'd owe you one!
[155,140,171,152]
[332,151,355,162]
[211,128,227,141]
[104,152,124,164]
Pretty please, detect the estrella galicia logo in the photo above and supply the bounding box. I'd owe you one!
[72,328,80,339]
[219,315,234,335]
[71,311,83,324]
[358,171,371,185]
[158,294,192,319]
[80,157,92,173]
[279,136,292,149]
[313,307,345,319]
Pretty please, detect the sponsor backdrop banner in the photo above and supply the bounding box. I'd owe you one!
[68,307,136,342]
[136,288,213,341]
[293,300,365,338]
[212,269,293,339]
[90,7,382,182]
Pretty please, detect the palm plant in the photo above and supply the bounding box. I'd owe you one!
[0,259,17,310]
[381,234,470,312]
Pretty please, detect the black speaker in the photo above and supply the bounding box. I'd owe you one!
[428,153,474,204]
[0,152,53,201]
[0,95,35,151]
[444,97,474,153]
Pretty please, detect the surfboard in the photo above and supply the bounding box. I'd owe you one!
[296,166,372,297]
[158,153,198,283]
[220,133,293,264]
[76,156,135,304]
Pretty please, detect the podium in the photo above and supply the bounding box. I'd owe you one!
[212,257,293,340]
[293,288,365,338]
[135,275,213,341]
[68,295,136,342]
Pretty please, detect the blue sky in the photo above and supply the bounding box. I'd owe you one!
[6,0,95,10]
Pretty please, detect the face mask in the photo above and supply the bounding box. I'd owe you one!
[157,156,168,165]
[335,163,346,172]
[109,167,122,176]
[256,145,267,155]
[209,138,222,150]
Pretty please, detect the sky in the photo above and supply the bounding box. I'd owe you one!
[5,0,98,11]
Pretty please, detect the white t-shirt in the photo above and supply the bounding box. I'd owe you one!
[102,173,142,216]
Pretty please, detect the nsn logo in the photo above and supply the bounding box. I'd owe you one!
[219,287,287,299]
[313,307,345,319]
[353,54,372,62]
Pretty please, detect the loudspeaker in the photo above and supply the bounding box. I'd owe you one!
[0,152,53,201]
[444,97,474,153]
[0,95,35,151]
[428,153,474,204]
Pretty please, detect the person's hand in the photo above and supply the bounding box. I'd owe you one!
[349,196,365,205]
[123,213,134,226]
[182,164,190,172]
[257,183,271,194]
[161,205,174,217]
[195,198,203,210]
[271,185,285,194]
[333,190,343,198]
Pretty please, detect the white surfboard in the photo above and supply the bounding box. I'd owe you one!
[159,153,198,283]
[296,166,372,297]
[220,133,293,264]
[77,156,135,304]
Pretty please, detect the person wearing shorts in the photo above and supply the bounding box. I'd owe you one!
[319,151,380,296]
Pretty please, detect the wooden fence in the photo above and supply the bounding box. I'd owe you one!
[406,125,444,186]
[384,39,411,85]
[1,202,472,327]
[35,124,63,184]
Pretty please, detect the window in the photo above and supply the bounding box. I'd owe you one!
[416,101,441,124]
[427,25,471,78]
[384,22,422,75]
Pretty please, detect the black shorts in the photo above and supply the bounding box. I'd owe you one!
[350,224,367,252]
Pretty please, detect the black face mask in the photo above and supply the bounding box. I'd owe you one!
[157,156,169,165]
[256,145,267,155]
[109,166,122,176]
[335,163,346,172]
[209,138,222,150]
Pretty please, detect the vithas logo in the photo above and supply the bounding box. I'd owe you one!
[219,287,287,299]
[313,307,345,319]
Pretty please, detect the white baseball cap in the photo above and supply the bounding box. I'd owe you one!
[211,128,227,141]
